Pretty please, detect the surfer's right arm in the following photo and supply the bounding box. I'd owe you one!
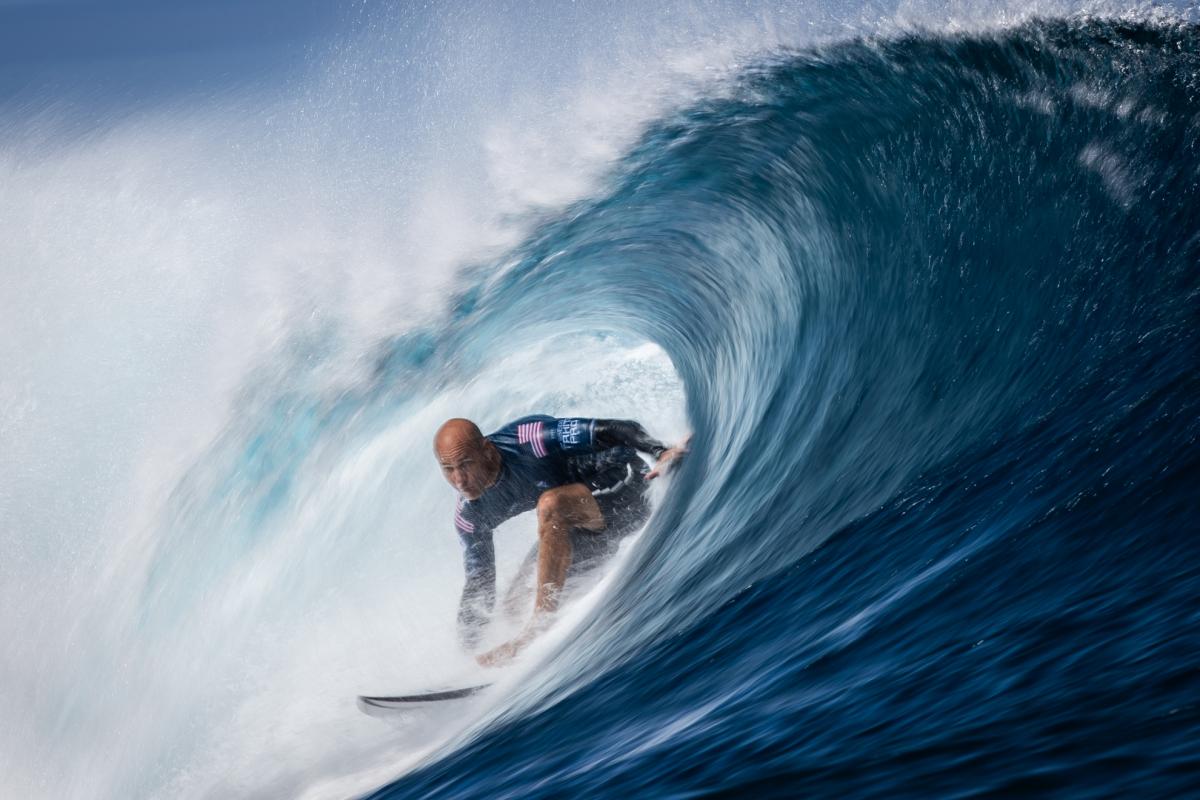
[455,517,496,651]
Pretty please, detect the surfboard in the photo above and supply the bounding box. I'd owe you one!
[356,684,492,715]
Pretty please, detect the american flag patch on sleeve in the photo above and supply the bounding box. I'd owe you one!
[517,420,547,458]
[454,497,475,533]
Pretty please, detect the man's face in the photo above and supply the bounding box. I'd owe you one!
[438,439,490,500]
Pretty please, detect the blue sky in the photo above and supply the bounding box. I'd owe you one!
[6,0,1193,132]
[0,0,346,110]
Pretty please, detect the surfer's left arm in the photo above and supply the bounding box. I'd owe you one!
[542,417,689,478]
[591,420,689,479]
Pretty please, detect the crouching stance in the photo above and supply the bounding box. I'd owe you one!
[434,415,686,666]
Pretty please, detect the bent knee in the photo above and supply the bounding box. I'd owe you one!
[538,486,604,534]
[537,488,570,522]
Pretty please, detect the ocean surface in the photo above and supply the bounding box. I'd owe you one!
[369,17,1200,799]
[2,7,1198,800]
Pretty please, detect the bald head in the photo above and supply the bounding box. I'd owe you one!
[434,418,484,457]
[435,418,499,499]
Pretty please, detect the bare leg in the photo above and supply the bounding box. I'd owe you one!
[476,483,603,667]
[533,483,604,616]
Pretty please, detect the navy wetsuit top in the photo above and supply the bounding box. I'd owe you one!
[454,415,665,647]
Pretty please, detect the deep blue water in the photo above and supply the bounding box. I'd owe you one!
[368,17,1200,799]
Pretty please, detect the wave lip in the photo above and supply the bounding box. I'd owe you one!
[374,17,1200,799]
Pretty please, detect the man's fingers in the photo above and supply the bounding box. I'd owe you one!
[647,443,688,480]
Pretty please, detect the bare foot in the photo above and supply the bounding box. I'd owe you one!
[476,630,535,667]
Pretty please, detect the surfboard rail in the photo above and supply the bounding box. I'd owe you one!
[357,684,492,713]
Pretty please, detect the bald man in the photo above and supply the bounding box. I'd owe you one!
[435,415,686,666]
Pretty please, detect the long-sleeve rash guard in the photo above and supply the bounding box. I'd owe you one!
[454,415,665,648]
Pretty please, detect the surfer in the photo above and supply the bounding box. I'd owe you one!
[435,416,687,666]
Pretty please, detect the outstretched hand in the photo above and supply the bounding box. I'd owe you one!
[647,434,692,480]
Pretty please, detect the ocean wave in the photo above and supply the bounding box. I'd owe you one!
[375,17,1200,799]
